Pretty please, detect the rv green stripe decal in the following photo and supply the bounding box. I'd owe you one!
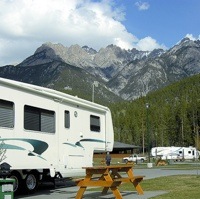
[63,139,111,149]
[0,138,48,155]
[21,139,48,155]
[75,141,84,148]
[63,143,77,148]
[80,139,108,143]
[0,143,24,151]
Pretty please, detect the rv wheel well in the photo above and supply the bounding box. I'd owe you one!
[22,169,40,175]
[10,170,23,193]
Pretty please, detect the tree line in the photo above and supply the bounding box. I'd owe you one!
[109,74,200,151]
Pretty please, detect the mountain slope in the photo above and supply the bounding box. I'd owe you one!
[0,61,122,104]
[107,37,200,99]
[0,37,200,101]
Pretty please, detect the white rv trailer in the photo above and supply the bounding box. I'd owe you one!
[151,146,199,161]
[0,77,114,193]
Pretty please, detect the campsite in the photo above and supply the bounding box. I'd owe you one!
[15,158,200,199]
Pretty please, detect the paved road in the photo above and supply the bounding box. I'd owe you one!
[15,168,199,199]
[134,167,199,180]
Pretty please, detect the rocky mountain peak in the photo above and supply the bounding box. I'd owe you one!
[19,42,68,66]
[82,46,97,55]
[148,49,165,58]
[19,41,166,79]
[8,36,200,101]
[35,42,67,55]
[179,37,198,47]
[67,44,89,59]
[180,37,191,43]
[168,37,198,55]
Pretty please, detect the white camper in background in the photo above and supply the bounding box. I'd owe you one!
[151,146,199,161]
[0,78,114,193]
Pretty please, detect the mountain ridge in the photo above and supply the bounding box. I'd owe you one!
[0,37,200,102]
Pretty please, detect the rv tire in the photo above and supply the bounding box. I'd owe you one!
[24,171,39,193]
[10,171,23,194]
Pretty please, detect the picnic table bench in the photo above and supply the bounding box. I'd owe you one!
[75,164,145,199]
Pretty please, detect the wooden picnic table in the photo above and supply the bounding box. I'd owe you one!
[75,164,145,199]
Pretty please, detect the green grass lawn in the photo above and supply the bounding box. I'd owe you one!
[90,175,200,199]
[133,175,200,199]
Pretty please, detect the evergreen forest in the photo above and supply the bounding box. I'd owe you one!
[109,74,200,152]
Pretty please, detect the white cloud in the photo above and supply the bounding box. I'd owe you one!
[136,37,167,51]
[135,1,150,11]
[0,0,163,65]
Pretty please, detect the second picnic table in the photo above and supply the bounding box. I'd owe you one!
[75,164,145,199]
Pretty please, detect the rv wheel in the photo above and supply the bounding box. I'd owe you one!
[10,171,23,194]
[24,171,39,193]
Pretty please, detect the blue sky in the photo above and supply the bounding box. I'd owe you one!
[0,0,200,66]
[122,0,200,48]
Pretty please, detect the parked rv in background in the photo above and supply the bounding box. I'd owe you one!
[0,78,114,193]
[151,146,200,161]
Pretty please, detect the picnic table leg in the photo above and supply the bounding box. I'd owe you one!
[127,167,144,195]
[75,187,86,199]
[110,186,123,199]
[101,171,113,195]
[75,173,92,199]
[101,170,123,199]
[132,178,144,195]
[102,184,122,199]
[99,173,109,194]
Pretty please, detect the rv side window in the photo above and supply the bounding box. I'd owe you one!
[90,115,100,132]
[0,99,14,128]
[24,105,55,133]
[65,111,70,128]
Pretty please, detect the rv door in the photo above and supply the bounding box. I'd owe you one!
[62,109,86,169]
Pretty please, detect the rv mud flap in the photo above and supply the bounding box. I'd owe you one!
[50,166,56,177]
